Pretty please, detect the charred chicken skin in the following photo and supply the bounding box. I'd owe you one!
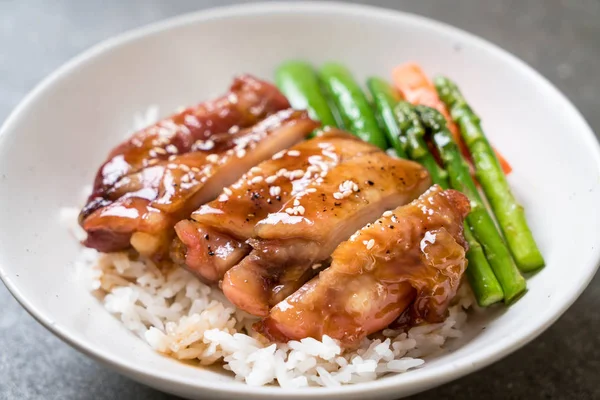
[256,185,470,347]
[222,153,432,316]
[171,131,381,282]
[79,77,316,256]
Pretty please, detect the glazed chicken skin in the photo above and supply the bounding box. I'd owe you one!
[81,75,290,223]
[80,108,317,256]
[256,185,470,347]
[172,131,380,282]
[222,153,432,316]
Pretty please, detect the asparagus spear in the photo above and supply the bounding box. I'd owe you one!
[434,76,544,271]
[319,63,388,149]
[416,105,526,304]
[462,227,505,306]
[395,102,503,306]
[394,102,449,186]
[366,77,408,158]
[275,61,341,131]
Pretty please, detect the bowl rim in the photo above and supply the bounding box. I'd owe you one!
[1,1,600,398]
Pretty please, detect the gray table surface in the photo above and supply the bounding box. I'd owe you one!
[1,0,599,399]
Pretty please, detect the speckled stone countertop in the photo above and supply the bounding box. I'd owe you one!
[1,0,599,399]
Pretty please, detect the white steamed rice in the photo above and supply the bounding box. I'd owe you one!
[62,209,473,387]
[59,105,475,388]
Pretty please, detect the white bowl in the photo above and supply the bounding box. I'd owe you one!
[1,2,599,399]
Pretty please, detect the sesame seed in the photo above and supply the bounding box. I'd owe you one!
[312,263,322,270]
[276,168,288,177]
[383,211,393,217]
[147,158,159,166]
[194,139,215,151]
[287,150,300,156]
[265,175,277,184]
[333,192,344,200]
[269,186,281,196]
[218,194,229,202]
[272,150,286,160]
[165,144,178,154]
[168,155,177,161]
[366,239,375,250]
[179,164,191,172]
[293,199,300,206]
[290,170,304,179]
[181,174,190,183]
[251,176,264,184]
[339,180,359,193]
[191,167,201,173]
[153,147,167,155]
[306,188,317,193]
[206,154,219,163]
[236,149,246,158]
[223,187,233,196]
[285,204,305,216]
[250,166,262,174]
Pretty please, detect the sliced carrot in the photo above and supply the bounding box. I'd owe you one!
[495,149,512,175]
[392,62,511,175]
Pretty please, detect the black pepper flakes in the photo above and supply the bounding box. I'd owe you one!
[367,180,374,186]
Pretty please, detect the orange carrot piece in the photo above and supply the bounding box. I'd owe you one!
[495,149,513,175]
[392,63,511,175]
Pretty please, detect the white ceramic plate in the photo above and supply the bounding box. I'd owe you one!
[1,2,599,399]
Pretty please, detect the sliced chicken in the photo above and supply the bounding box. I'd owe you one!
[222,153,432,316]
[81,75,289,223]
[81,109,317,256]
[172,130,380,282]
[256,185,470,347]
